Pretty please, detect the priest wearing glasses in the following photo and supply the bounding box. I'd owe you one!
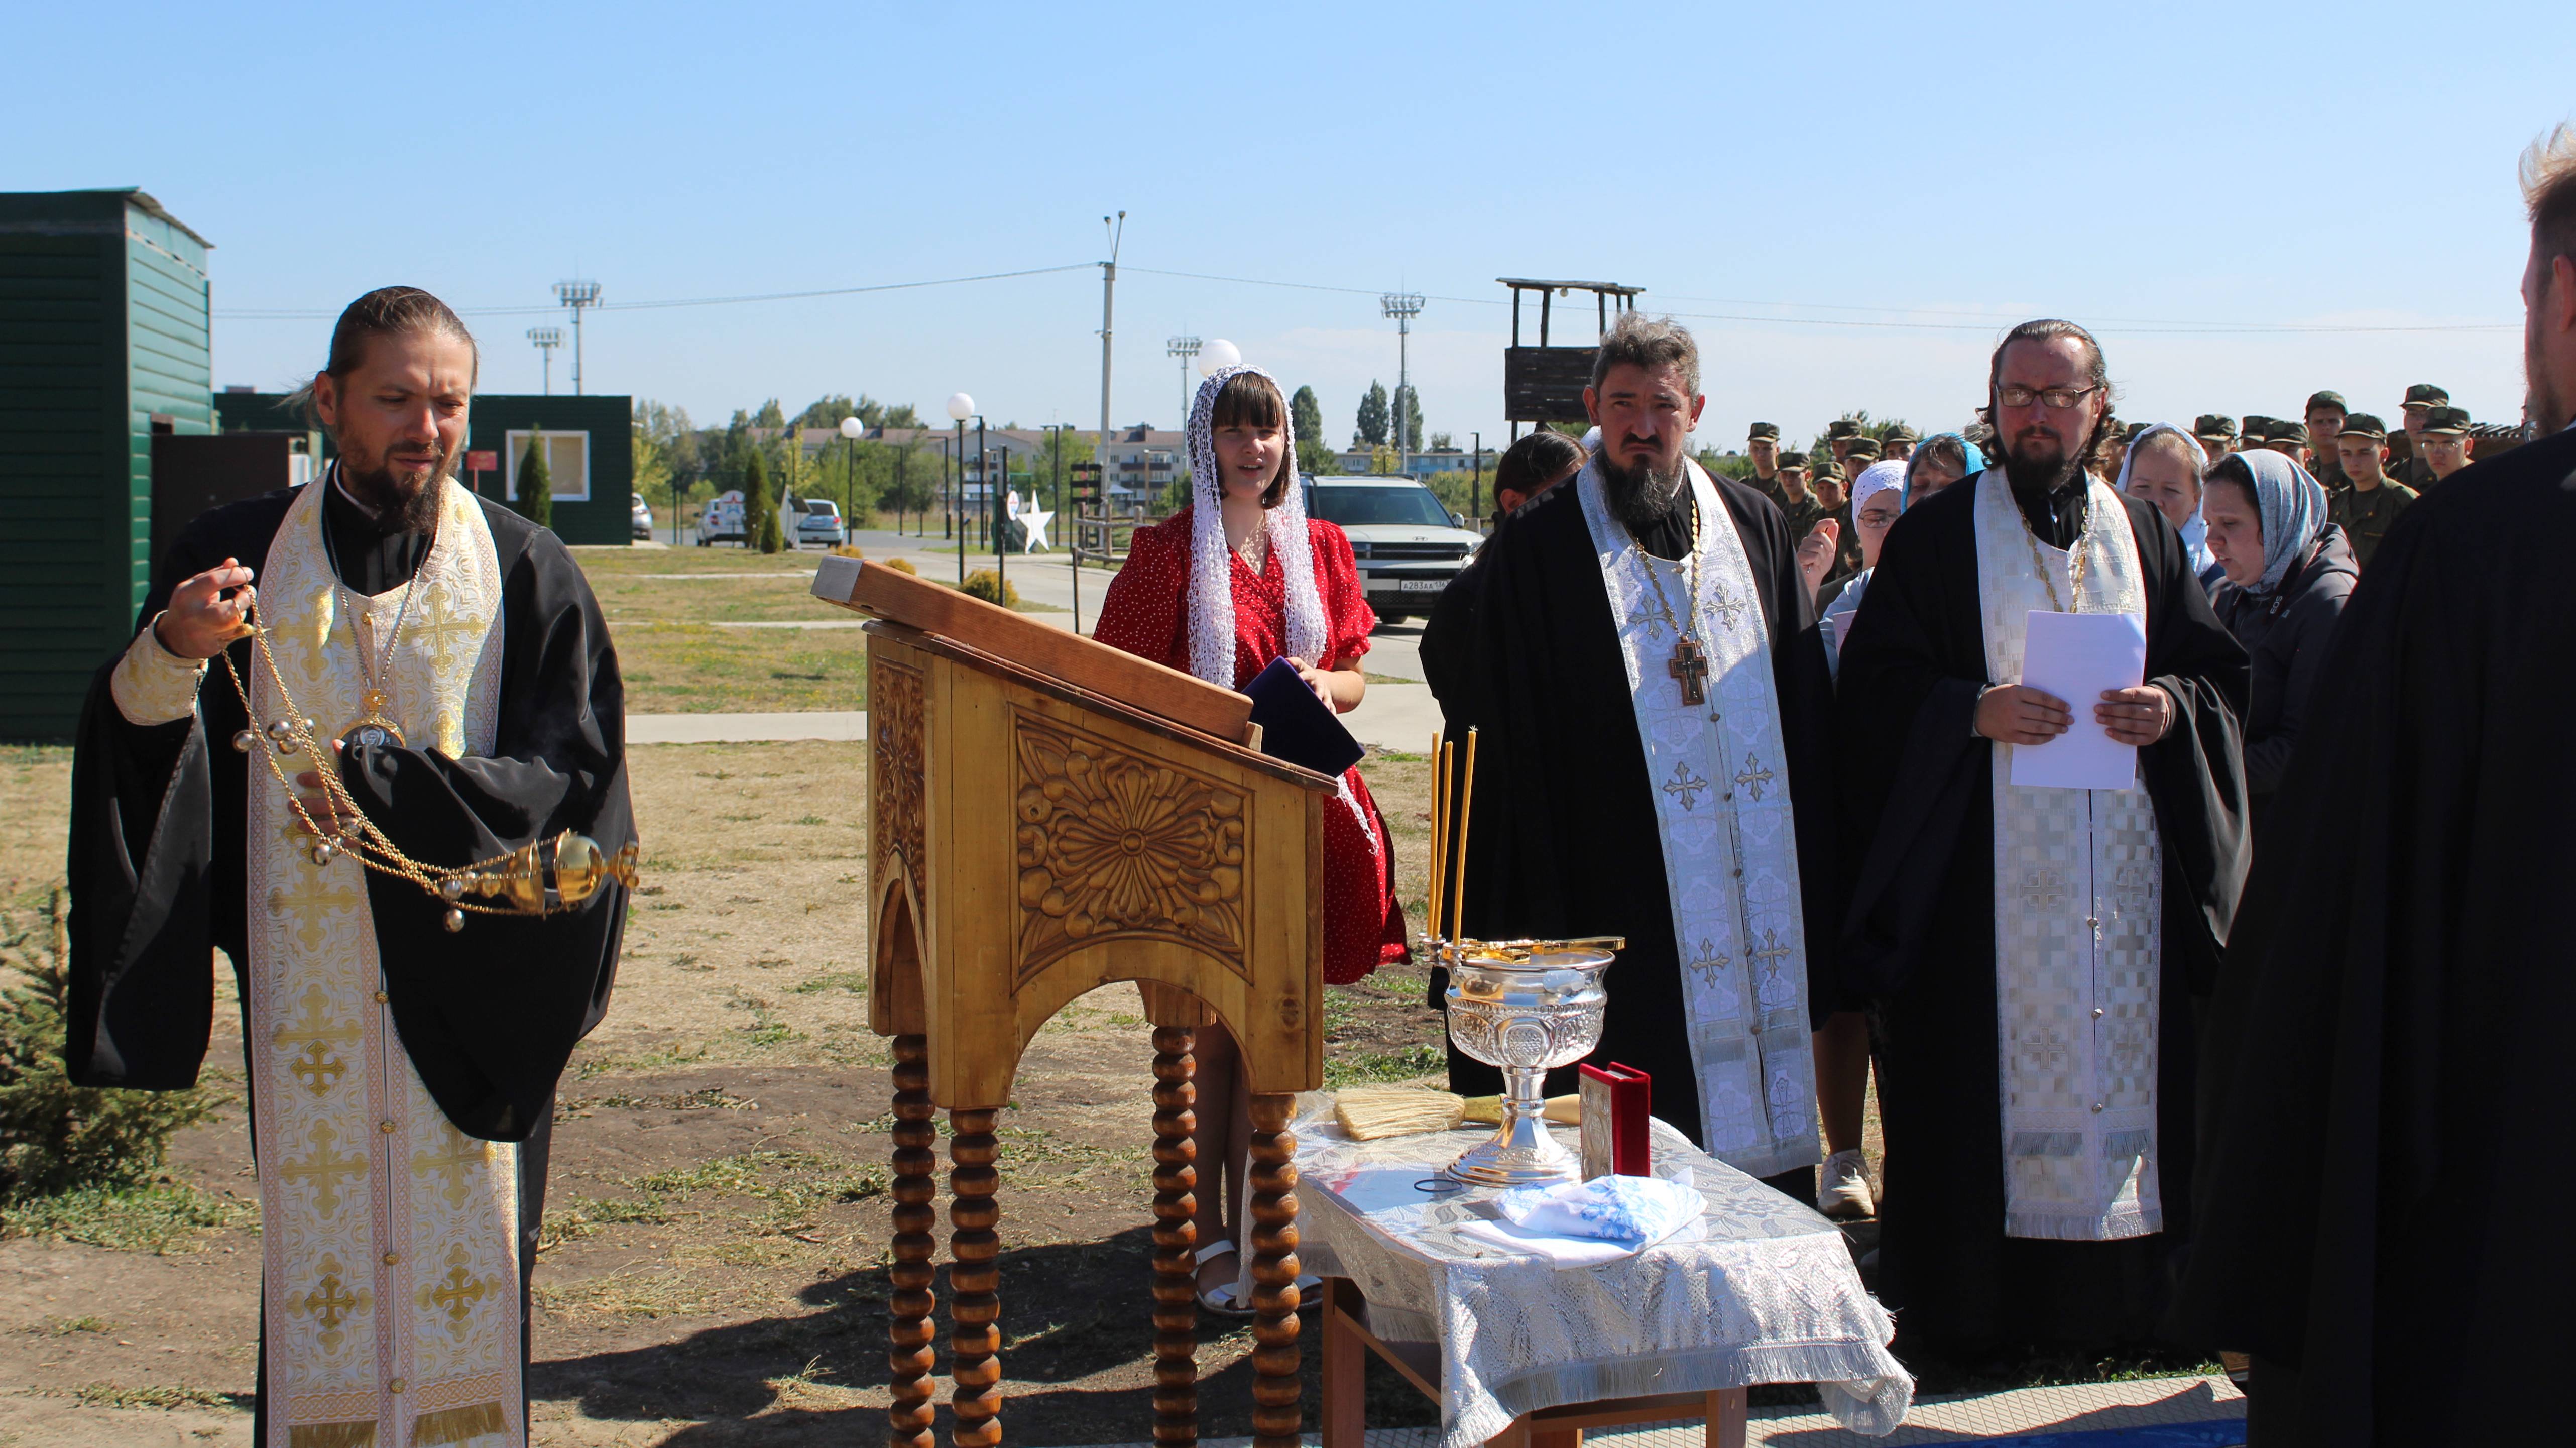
[64,287,633,1448]
[1834,319,2249,1354]
[1436,313,1842,1204]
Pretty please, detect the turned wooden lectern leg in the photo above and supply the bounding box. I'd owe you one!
[1150,1026,1200,1447]
[949,1107,1004,1448]
[1246,1092,1304,1448]
[888,1034,940,1448]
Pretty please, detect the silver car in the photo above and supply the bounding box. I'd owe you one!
[1303,478,1482,624]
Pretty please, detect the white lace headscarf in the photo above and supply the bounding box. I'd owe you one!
[1186,364,1329,687]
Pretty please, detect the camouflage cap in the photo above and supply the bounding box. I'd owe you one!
[1748,421,1780,442]
[2338,412,2389,440]
[2420,405,2472,436]
[1825,419,1861,440]
[1881,422,1920,443]
[2192,413,2238,440]
[1845,437,1883,461]
[2402,383,2450,407]
[2242,414,2276,436]
[2266,419,2311,446]
[2304,390,2348,415]
[1777,451,1810,469]
[1813,458,1847,481]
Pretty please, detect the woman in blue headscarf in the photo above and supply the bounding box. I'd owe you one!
[1902,430,1984,501]
[2200,448,2357,836]
[2117,424,2228,595]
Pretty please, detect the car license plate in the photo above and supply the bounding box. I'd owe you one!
[1398,579,1445,593]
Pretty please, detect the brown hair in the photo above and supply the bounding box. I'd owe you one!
[2525,124,2576,287]
[285,286,479,428]
[2203,454,2260,520]
[1209,370,1295,507]
[1589,312,1701,396]
[1493,430,1586,506]
[1986,318,2121,475]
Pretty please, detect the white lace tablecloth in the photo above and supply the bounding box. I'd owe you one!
[1294,1104,1911,1446]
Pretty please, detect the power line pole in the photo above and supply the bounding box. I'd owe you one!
[1380,292,1425,473]
[1097,211,1124,524]
[1167,336,1201,428]
[554,280,601,395]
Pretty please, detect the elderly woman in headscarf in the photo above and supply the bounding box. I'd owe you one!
[1902,430,1984,501]
[1092,363,1403,1311]
[1819,459,1909,678]
[2200,448,2357,837]
[2117,423,2229,595]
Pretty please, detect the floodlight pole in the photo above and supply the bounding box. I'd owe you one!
[1168,336,1201,429]
[1097,212,1123,517]
[1381,291,1425,473]
[553,280,601,395]
[526,327,562,396]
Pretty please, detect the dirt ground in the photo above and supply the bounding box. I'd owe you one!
[0,741,1452,1446]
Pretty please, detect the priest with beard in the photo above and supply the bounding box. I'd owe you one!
[1835,319,2249,1355]
[2176,127,2576,1448]
[65,287,631,1448]
[1438,314,1841,1200]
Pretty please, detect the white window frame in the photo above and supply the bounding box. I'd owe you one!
[503,429,592,502]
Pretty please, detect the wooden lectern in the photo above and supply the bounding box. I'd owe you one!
[811,556,1335,1448]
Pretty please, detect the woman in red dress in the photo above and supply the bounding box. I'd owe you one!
[1093,364,1405,1310]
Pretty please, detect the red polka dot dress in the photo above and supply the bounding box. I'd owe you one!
[1093,505,1408,984]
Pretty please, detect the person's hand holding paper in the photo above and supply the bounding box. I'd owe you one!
[2005,610,2151,791]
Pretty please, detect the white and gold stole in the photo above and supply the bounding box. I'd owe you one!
[1969,467,2164,1242]
[1578,459,1818,1179]
[245,476,524,1447]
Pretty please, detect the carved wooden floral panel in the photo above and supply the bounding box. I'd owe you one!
[1013,712,1248,982]
[872,656,926,895]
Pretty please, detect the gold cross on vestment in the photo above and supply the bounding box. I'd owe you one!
[1710,590,1748,631]
[1733,754,1776,803]
[268,874,356,954]
[1685,937,1730,985]
[278,1118,367,1219]
[1747,929,1793,991]
[411,1123,492,1210]
[412,602,485,679]
[273,985,360,1098]
[1668,636,1710,706]
[422,1244,490,1337]
[297,1256,368,1353]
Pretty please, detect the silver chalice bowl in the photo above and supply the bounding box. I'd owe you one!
[1440,938,1619,1186]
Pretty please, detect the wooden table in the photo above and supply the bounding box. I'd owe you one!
[1322,1278,1749,1448]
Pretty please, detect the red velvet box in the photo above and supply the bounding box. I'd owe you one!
[1578,1062,1652,1179]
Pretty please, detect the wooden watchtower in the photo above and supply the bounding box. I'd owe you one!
[811,555,1334,1448]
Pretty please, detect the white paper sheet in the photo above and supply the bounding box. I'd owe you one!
[2008,610,2148,791]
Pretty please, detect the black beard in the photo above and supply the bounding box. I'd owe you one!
[339,450,450,533]
[1598,450,1686,529]
[2001,430,2086,498]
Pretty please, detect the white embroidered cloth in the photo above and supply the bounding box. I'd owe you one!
[1294,1105,1911,1447]
[1969,468,2165,1240]
[1575,459,1817,1177]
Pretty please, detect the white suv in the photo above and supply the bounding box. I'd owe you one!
[1304,478,1482,625]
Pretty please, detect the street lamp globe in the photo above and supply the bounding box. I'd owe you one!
[946,392,976,422]
[839,416,866,440]
[1199,339,1241,374]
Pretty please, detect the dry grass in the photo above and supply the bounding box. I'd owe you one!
[614,625,871,714]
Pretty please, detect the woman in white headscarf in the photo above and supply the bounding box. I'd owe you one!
[2117,424,2227,595]
[1818,459,1909,678]
[2200,448,2356,836]
[1093,364,1403,1310]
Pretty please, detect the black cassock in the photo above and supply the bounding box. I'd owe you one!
[1834,476,2247,1354]
[64,482,631,1394]
[2177,428,2576,1446]
[1426,476,1842,1184]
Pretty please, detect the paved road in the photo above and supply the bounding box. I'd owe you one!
[629,529,1446,751]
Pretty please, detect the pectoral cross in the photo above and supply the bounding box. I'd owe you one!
[1667,635,1709,706]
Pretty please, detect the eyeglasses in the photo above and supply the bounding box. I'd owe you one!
[1996,384,2101,410]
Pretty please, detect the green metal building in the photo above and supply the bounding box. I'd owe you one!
[0,189,213,741]
[214,390,635,546]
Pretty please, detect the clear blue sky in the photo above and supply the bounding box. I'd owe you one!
[13,2,2569,450]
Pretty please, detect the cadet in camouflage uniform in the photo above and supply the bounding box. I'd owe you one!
[2325,413,2418,568]
[1745,421,1786,508]
[1826,441,1876,577]
[2303,390,2351,492]
[2392,383,2449,489]
[2263,418,2313,472]
[1880,422,1919,463]
[1770,450,1827,540]
[2194,414,2239,458]
[2415,406,2476,488]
